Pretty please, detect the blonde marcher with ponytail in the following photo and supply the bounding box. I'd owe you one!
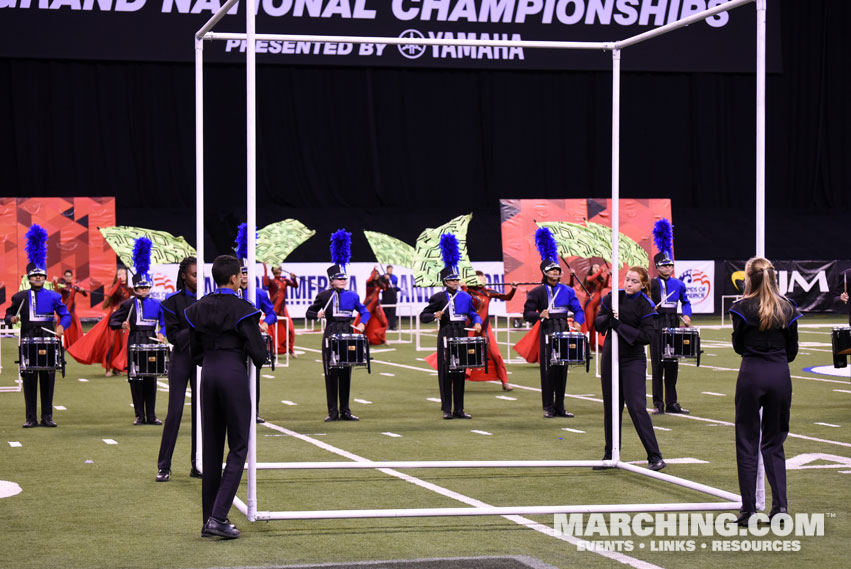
[729,257,802,526]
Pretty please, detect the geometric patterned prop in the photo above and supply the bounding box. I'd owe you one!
[500,198,671,314]
[0,197,116,318]
[413,213,478,288]
[363,230,416,269]
[256,218,315,266]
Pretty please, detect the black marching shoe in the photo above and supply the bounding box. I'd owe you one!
[324,412,339,422]
[651,404,665,415]
[340,411,359,421]
[133,417,146,426]
[768,506,788,520]
[666,403,690,415]
[41,417,57,427]
[147,417,163,426]
[453,411,472,419]
[543,410,556,418]
[735,511,757,527]
[555,410,575,418]
[201,517,240,539]
[255,416,266,424]
[190,467,203,479]
[155,469,170,482]
[22,420,39,428]
[648,458,667,471]
[443,411,454,420]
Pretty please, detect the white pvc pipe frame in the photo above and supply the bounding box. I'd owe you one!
[194,0,764,522]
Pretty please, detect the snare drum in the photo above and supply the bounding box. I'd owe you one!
[832,326,851,368]
[549,331,589,371]
[662,328,701,362]
[445,336,487,371]
[327,334,369,369]
[19,337,62,372]
[129,344,170,378]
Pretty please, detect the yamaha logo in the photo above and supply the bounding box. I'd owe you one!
[398,30,426,60]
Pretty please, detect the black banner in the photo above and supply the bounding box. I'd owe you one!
[0,0,782,71]
[721,260,851,313]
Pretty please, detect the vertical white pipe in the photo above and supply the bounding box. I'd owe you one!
[246,0,258,522]
[194,37,205,475]
[755,0,768,509]
[610,48,621,465]
[756,0,766,258]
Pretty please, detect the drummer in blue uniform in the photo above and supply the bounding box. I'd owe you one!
[419,233,482,420]
[649,219,692,415]
[110,237,166,426]
[4,225,71,428]
[523,228,585,418]
[235,223,277,424]
[305,229,370,422]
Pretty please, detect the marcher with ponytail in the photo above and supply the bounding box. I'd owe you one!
[729,257,801,525]
[155,256,200,482]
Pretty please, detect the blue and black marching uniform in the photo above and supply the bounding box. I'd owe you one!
[110,295,166,424]
[649,274,692,411]
[420,287,483,417]
[185,288,267,524]
[157,287,198,475]
[523,282,585,417]
[4,288,71,426]
[595,290,663,464]
[239,286,277,420]
[730,296,801,516]
[306,287,370,420]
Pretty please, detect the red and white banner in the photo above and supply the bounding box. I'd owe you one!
[674,260,714,314]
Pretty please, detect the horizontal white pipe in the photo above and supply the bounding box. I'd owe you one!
[252,460,608,469]
[195,0,240,40]
[252,501,742,520]
[617,463,742,503]
[616,0,754,49]
[204,32,611,51]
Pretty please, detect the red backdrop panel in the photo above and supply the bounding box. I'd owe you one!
[1,197,116,318]
[500,198,672,314]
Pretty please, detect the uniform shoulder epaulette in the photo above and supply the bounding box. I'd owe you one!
[641,292,655,307]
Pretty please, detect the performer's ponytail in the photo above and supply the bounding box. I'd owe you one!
[742,257,789,331]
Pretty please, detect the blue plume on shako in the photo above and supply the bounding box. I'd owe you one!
[330,229,352,268]
[132,236,153,278]
[439,233,461,272]
[535,227,558,263]
[235,223,248,260]
[25,224,49,269]
[652,218,674,260]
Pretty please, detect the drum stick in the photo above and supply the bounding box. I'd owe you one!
[562,259,591,297]
[14,295,26,319]
[148,337,164,343]
[321,291,336,316]
[40,327,59,336]
[678,315,691,327]
[655,290,677,309]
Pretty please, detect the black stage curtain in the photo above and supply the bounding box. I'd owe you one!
[1,0,847,262]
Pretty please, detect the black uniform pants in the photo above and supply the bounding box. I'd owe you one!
[157,349,197,471]
[323,367,352,415]
[129,376,157,421]
[601,356,662,462]
[200,351,251,523]
[22,370,55,422]
[437,326,466,413]
[385,306,397,330]
[539,320,569,413]
[650,331,679,408]
[735,351,791,512]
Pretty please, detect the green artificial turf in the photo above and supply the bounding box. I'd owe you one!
[0,315,848,569]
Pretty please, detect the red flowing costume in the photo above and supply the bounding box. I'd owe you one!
[581,267,611,350]
[465,285,516,387]
[355,268,388,345]
[264,269,298,355]
[67,279,130,371]
[54,278,87,349]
